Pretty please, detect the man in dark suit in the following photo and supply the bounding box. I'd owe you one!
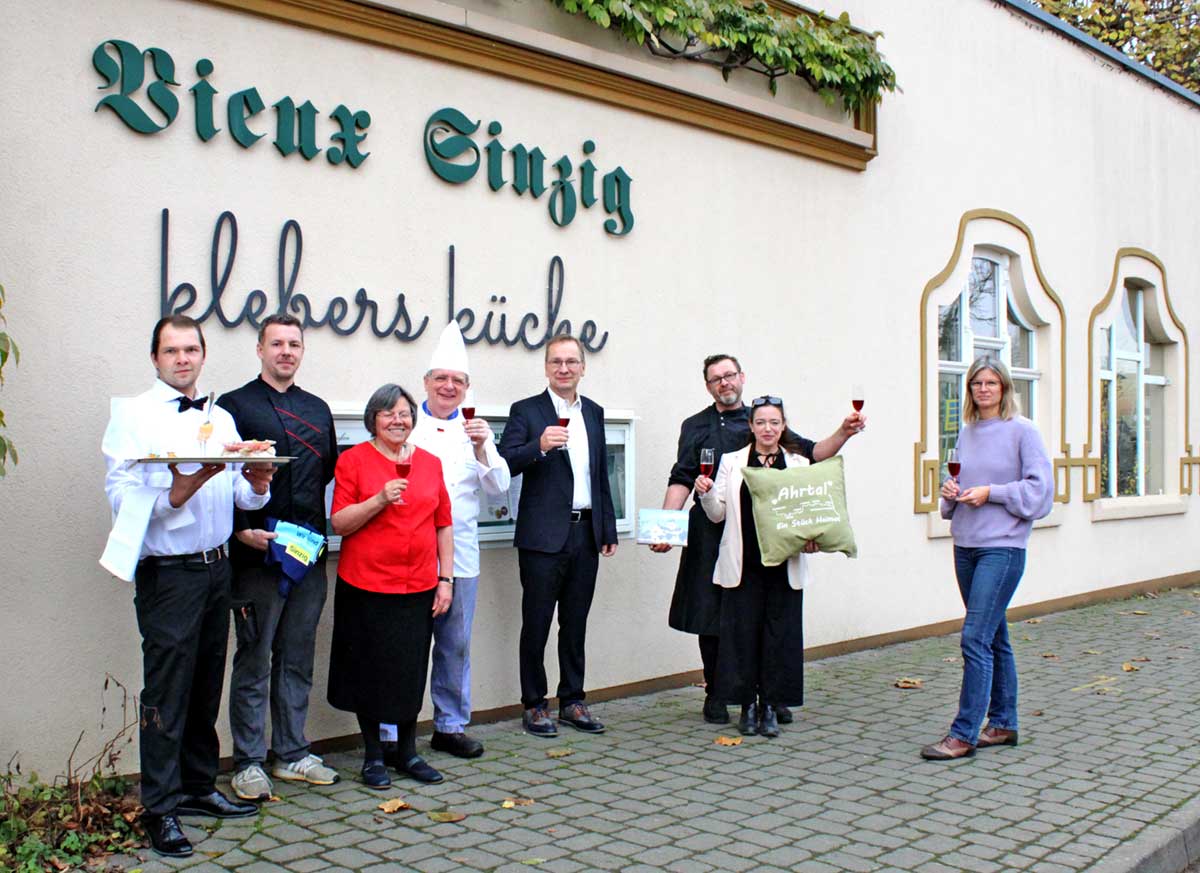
[499,335,618,737]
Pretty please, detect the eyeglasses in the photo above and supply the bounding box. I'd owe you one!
[705,371,742,386]
[377,409,413,421]
[547,358,583,370]
[969,380,1002,390]
[751,395,783,408]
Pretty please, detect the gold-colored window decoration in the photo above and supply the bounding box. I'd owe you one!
[914,210,1067,513]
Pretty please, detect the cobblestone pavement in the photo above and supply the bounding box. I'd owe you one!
[108,587,1200,873]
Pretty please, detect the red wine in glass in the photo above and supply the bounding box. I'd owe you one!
[394,456,412,504]
[947,461,961,477]
[558,417,570,428]
[852,399,865,412]
[461,406,476,420]
[851,383,865,413]
[699,448,715,480]
[699,462,714,477]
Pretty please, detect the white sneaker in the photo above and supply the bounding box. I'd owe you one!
[272,753,340,786]
[231,764,273,801]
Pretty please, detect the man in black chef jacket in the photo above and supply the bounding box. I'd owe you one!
[652,354,867,725]
[217,314,340,800]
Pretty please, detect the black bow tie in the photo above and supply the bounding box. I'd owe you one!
[175,395,208,413]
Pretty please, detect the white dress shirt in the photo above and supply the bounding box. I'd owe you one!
[409,403,511,577]
[102,379,270,557]
[549,388,591,511]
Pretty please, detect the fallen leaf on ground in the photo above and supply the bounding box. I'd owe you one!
[1131,610,1150,615]
[1122,662,1140,672]
[895,677,923,689]
[1082,649,1102,655]
[1041,653,1060,660]
[1071,675,1117,691]
[1030,710,1044,716]
[428,810,467,823]
[714,735,743,746]
[1024,618,1042,624]
[1183,610,1196,617]
[546,748,574,758]
[1132,656,1151,662]
[1144,591,1159,599]
[378,798,411,813]
[502,797,535,808]
[521,860,546,866]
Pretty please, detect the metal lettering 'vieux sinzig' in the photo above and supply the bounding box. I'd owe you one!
[91,40,613,350]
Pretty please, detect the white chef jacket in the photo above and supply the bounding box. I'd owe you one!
[102,379,270,557]
[409,402,511,577]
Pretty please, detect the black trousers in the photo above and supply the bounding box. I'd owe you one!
[699,634,720,690]
[716,580,804,707]
[517,521,599,709]
[134,556,232,815]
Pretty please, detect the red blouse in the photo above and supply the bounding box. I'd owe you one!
[332,441,453,594]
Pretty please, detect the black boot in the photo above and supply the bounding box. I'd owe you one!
[703,695,730,725]
[758,701,780,738]
[737,702,759,736]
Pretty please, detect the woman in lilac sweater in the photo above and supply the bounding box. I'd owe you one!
[921,358,1053,761]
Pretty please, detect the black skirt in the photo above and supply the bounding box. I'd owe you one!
[327,577,435,722]
[667,503,724,636]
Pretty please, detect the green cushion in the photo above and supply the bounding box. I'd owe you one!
[742,456,857,563]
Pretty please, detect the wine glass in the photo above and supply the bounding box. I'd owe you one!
[394,443,413,505]
[557,415,570,451]
[851,383,865,413]
[461,405,476,421]
[947,448,961,481]
[699,448,715,481]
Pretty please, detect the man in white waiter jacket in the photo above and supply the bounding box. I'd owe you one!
[102,315,273,858]
[383,321,510,760]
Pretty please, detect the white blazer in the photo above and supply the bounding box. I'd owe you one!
[699,444,812,591]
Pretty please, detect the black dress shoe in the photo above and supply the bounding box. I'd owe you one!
[431,731,484,758]
[559,702,606,734]
[522,705,558,738]
[175,789,257,819]
[141,813,193,858]
[703,695,730,725]
[775,704,794,725]
[361,759,391,789]
[400,755,445,784]
[758,703,780,738]
[737,702,759,736]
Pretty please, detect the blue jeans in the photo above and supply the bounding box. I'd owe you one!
[949,547,1025,744]
[431,575,480,733]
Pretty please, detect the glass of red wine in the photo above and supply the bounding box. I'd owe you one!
[699,448,715,480]
[851,383,865,413]
[557,415,570,450]
[947,448,961,481]
[394,443,413,504]
[461,406,476,420]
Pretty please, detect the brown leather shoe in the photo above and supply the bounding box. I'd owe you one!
[920,736,976,760]
[977,726,1019,748]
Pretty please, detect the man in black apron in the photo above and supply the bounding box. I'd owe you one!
[652,355,817,724]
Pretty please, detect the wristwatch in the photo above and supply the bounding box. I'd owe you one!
[438,576,454,585]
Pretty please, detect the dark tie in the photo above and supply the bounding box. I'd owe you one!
[175,395,208,413]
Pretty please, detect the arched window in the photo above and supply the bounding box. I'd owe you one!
[1087,251,1190,511]
[916,211,1065,516]
[937,250,1041,475]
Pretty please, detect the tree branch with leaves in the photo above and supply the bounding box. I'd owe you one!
[548,0,898,111]
[0,283,19,476]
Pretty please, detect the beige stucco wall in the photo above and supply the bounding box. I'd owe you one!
[0,0,1197,775]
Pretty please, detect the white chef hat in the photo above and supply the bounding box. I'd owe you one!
[428,320,470,377]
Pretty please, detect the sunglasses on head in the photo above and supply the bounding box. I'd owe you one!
[751,395,783,408]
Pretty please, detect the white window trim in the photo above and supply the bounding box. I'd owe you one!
[1091,494,1188,522]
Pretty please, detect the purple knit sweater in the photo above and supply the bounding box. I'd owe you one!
[940,416,1054,548]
